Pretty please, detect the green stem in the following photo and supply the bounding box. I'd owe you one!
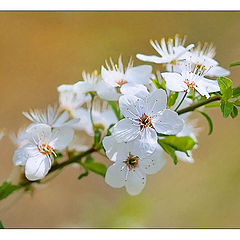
[177,95,221,115]
[174,91,188,111]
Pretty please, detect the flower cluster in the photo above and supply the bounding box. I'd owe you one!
[9,34,235,196]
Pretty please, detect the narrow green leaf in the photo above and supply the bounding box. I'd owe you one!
[0,220,4,229]
[233,87,240,98]
[230,61,240,67]
[231,105,238,118]
[0,181,21,201]
[167,92,179,108]
[83,162,107,177]
[158,141,178,165]
[159,136,196,152]
[220,101,234,118]
[93,129,102,149]
[78,170,89,180]
[234,99,240,106]
[198,111,213,135]
[107,101,121,120]
[151,78,161,89]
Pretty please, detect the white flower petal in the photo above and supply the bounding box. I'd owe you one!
[146,89,167,114]
[26,124,52,144]
[152,109,184,135]
[136,127,158,156]
[125,170,146,196]
[102,135,130,162]
[136,54,167,64]
[25,154,51,181]
[101,66,123,88]
[13,144,32,166]
[97,81,120,101]
[200,78,220,93]
[52,111,69,127]
[112,119,140,143]
[120,83,149,99]
[125,65,152,85]
[207,66,230,77]
[119,94,145,119]
[105,162,126,188]
[50,127,74,150]
[139,146,166,174]
[176,151,194,163]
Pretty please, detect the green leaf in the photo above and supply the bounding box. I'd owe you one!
[107,101,121,120]
[0,220,4,229]
[151,77,166,91]
[159,136,196,152]
[220,101,234,118]
[230,61,240,67]
[78,170,89,180]
[83,162,107,177]
[158,141,178,165]
[217,77,233,100]
[217,77,232,91]
[231,105,238,118]
[106,123,115,136]
[233,87,240,98]
[0,181,21,201]
[167,92,179,108]
[234,99,240,106]
[151,77,161,89]
[198,111,213,135]
[93,129,102,149]
[85,155,94,164]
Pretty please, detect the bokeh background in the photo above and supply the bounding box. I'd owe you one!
[0,11,240,228]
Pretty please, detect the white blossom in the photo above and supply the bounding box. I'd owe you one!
[103,135,165,195]
[101,56,152,98]
[112,89,184,155]
[136,35,194,71]
[162,60,220,98]
[189,42,230,77]
[13,124,73,181]
[23,105,79,129]
[74,70,120,101]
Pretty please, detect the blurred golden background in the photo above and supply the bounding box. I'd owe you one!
[0,11,240,228]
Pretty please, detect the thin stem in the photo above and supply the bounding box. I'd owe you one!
[175,91,188,111]
[177,95,221,115]
[90,94,95,130]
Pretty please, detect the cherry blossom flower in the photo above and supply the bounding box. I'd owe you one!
[189,42,230,77]
[74,70,120,101]
[101,56,152,97]
[103,135,165,195]
[13,124,73,181]
[136,35,194,71]
[112,89,184,155]
[23,105,79,129]
[161,60,220,98]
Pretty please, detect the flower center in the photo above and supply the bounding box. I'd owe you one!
[125,154,139,170]
[116,79,127,86]
[38,143,54,155]
[195,64,207,74]
[170,59,179,66]
[139,113,152,130]
[184,79,196,88]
